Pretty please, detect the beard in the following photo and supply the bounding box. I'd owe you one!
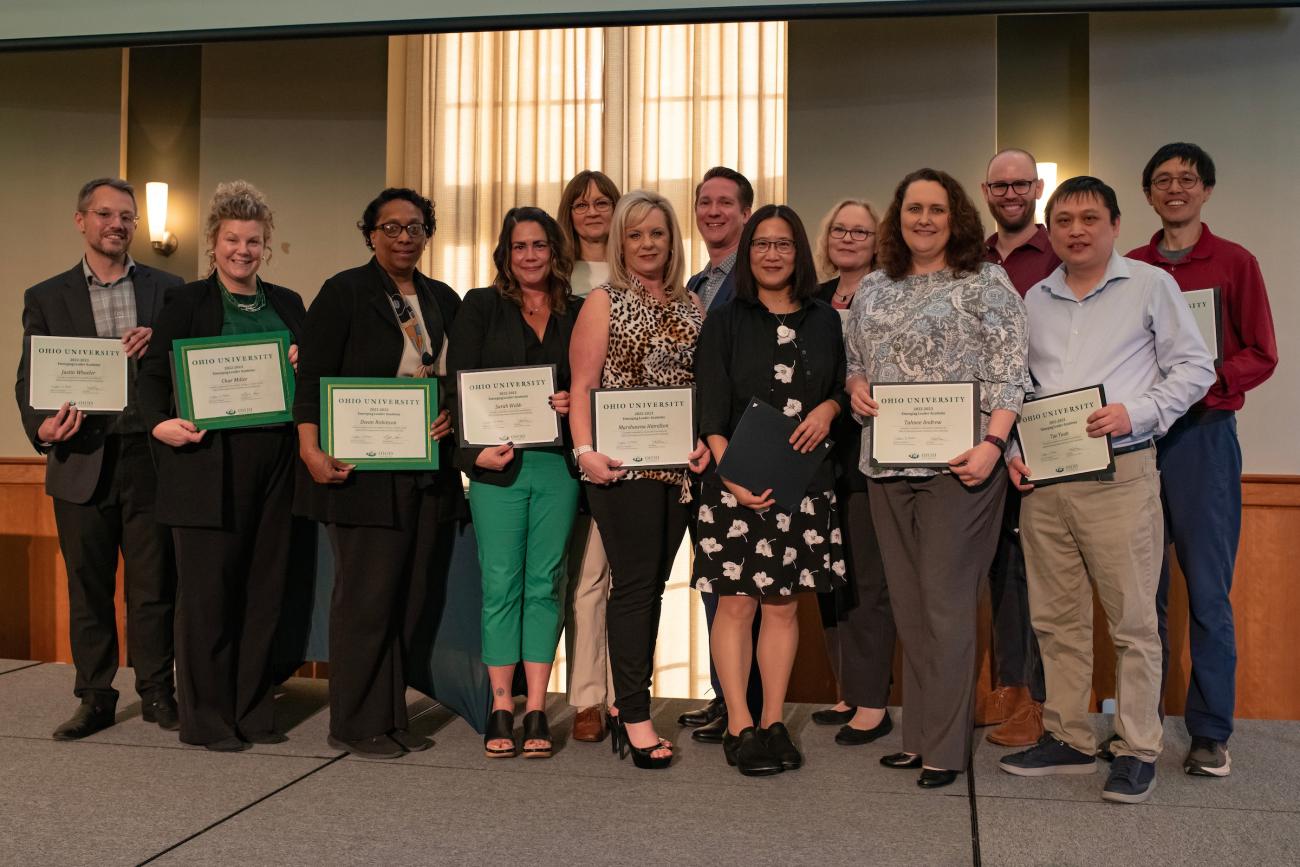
[990,200,1034,233]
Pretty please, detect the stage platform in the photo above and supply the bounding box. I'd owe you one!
[3,660,1297,866]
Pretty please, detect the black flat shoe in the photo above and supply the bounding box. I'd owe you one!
[811,705,857,726]
[484,709,517,758]
[390,729,432,752]
[245,730,288,745]
[328,734,405,759]
[918,769,959,789]
[678,697,725,728]
[52,702,116,741]
[835,710,894,746]
[691,712,728,744]
[521,710,553,759]
[760,722,803,771]
[880,751,922,769]
[142,696,179,731]
[735,727,783,777]
[205,736,251,752]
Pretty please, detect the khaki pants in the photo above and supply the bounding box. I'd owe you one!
[1019,448,1164,761]
[564,515,616,708]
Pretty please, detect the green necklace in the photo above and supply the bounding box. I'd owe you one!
[220,276,266,313]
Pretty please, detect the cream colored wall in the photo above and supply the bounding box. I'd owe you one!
[0,49,123,458]
[198,37,388,306]
[1090,9,1299,473]
[786,15,998,239]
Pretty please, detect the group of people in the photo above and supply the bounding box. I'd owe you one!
[17,139,1276,806]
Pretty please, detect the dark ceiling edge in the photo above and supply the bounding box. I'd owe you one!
[1,0,1297,53]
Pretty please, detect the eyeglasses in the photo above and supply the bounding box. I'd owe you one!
[1151,173,1202,191]
[829,225,875,241]
[376,222,428,239]
[986,180,1036,197]
[751,238,796,255]
[572,199,613,215]
[81,209,139,224]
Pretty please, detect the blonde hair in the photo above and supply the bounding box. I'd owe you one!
[814,198,880,280]
[606,190,687,302]
[205,180,274,269]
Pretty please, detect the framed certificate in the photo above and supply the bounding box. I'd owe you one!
[1014,384,1115,486]
[28,336,129,413]
[591,385,696,470]
[320,377,438,471]
[456,364,560,448]
[1182,287,1222,363]
[869,381,979,468]
[173,331,294,429]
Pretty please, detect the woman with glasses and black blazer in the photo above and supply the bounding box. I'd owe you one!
[294,187,462,760]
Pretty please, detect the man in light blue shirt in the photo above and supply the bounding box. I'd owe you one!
[997,177,1214,805]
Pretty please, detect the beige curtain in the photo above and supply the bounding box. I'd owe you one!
[388,21,786,699]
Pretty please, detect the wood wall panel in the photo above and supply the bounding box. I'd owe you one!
[4,458,1298,719]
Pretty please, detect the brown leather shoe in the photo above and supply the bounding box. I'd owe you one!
[571,705,607,743]
[986,695,1043,747]
[975,685,1020,727]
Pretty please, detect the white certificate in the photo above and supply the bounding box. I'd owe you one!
[869,381,979,468]
[1183,287,1222,363]
[175,333,292,429]
[592,386,695,470]
[322,379,437,470]
[456,364,560,448]
[1015,385,1115,486]
[28,336,129,413]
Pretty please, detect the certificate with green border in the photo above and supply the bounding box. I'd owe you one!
[173,331,294,430]
[320,377,438,471]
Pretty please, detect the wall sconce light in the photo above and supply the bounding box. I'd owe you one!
[145,181,178,256]
[1035,162,1058,225]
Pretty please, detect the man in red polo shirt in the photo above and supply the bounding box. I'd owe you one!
[979,148,1061,747]
[1118,142,1278,777]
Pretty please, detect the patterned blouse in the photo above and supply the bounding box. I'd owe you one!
[844,261,1030,479]
[591,278,703,488]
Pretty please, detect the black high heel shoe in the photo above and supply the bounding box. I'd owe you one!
[483,709,517,759]
[607,711,625,756]
[614,717,673,769]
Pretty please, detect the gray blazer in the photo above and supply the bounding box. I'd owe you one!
[14,261,182,503]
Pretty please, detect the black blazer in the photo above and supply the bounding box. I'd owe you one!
[14,261,182,504]
[292,258,463,527]
[445,286,582,487]
[694,294,848,491]
[817,277,867,491]
[136,275,308,528]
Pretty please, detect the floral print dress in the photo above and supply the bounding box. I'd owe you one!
[691,312,846,597]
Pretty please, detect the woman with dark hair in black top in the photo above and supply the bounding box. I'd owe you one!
[691,204,848,776]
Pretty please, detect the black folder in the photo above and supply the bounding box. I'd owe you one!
[715,398,834,511]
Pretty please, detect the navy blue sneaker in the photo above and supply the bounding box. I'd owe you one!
[1102,755,1157,803]
[999,733,1097,776]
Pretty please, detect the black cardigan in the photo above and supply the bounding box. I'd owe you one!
[694,294,848,492]
[137,275,307,528]
[292,258,464,527]
[817,277,867,491]
[445,286,582,487]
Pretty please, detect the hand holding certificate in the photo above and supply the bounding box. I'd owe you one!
[28,336,129,413]
[1013,385,1115,486]
[869,381,979,468]
[173,332,294,429]
[320,378,438,471]
[456,364,560,448]
[1182,287,1223,363]
[591,386,696,470]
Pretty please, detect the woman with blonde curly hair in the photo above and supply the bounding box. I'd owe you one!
[138,180,308,751]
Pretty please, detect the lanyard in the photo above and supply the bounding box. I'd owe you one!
[386,290,434,367]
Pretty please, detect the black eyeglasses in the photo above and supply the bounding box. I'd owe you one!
[572,199,613,215]
[751,238,796,255]
[829,225,874,241]
[986,180,1036,197]
[375,222,428,239]
[1151,174,1202,191]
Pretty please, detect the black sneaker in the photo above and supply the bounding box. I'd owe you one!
[1102,755,1156,803]
[1096,732,1119,762]
[998,734,1097,776]
[1184,736,1231,777]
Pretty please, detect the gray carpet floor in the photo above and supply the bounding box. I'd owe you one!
[3,662,1297,866]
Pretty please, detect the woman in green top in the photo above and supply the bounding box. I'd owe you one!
[138,181,309,751]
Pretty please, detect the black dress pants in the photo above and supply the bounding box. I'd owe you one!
[587,479,688,725]
[988,488,1046,701]
[172,429,294,745]
[51,433,175,705]
[326,474,445,741]
[833,489,896,709]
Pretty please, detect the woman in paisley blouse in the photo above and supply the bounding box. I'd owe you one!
[844,168,1029,790]
[567,190,711,769]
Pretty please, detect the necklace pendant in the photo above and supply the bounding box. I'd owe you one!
[777,324,795,340]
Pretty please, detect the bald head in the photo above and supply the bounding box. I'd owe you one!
[987,148,1038,178]
[983,148,1043,233]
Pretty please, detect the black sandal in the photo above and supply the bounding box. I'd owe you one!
[483,709,516,758]
[521,710,553,759]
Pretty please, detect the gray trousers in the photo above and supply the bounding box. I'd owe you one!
[831,490,896,709]
[869,470,1005,771]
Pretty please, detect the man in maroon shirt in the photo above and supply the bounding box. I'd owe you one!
[1111,142,1278,777]
[978,148,1061,747]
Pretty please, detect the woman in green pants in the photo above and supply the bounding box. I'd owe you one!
[447,207,581,759]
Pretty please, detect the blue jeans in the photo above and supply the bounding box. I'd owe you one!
[1156,410,1241,743]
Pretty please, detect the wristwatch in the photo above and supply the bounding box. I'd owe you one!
[983,434,1008,453]
[572,445,594,461]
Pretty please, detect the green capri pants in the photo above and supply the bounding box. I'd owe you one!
[469,449,579,666]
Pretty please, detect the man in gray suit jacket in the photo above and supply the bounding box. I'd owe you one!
[14,178,182,739]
